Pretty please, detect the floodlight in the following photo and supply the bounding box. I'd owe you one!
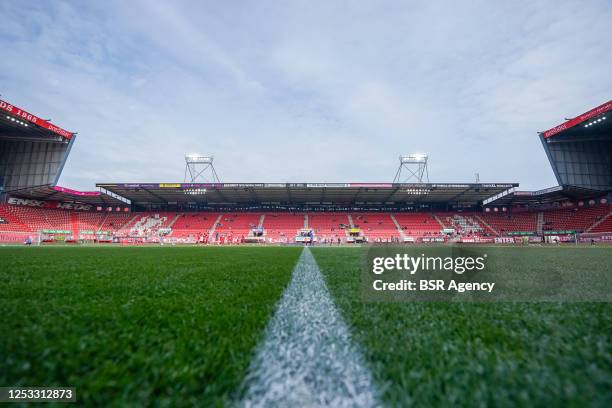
[394,153,430,183]
[184,154,220,183]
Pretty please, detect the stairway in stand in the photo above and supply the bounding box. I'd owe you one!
[536,212,544,235]
[70,212,79,236]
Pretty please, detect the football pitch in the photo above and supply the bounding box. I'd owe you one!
[1,246,610,406]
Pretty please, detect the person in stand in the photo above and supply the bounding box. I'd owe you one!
[24,236,32,246]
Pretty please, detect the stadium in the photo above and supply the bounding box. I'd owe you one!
[1,98,611,245]
[1,94,611,406]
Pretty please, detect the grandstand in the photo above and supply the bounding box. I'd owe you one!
[0,98,610,244]
[351,213,401,242]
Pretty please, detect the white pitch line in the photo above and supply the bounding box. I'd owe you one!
[241,247,379,408]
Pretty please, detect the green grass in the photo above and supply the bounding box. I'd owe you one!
[0,246,302,406]
[312,246,612,407]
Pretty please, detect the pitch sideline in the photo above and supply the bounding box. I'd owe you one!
[240,247,379,407]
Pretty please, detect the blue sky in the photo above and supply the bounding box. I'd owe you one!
[0,0,610,190]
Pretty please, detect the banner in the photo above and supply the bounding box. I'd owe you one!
[543,100,611,138]
[7,197,93,211]
[494,237,515,244]
[0,99,74,139]
[421,237,444,243]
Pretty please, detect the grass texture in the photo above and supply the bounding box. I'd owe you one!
[312,246,612,407]
[0,246,301,406]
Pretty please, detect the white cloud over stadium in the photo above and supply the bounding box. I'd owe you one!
[0,0,611,190]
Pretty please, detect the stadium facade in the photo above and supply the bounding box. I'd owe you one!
[0,98,610,244]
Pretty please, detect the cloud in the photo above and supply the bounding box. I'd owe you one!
[0,0,610,191]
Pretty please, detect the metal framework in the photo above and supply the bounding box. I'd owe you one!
[393,154,429,183]
[183,155,221,183]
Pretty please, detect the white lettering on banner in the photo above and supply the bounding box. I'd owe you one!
[7,197,45,207]
[494,237,516,244]
[0,101,39,124]
[56,203,92,211]
[8,197,92,211]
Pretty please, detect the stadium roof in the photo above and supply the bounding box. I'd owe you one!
[0,98,74,141]
[96,182,519,207]
[541,100,611,139]
[484,185,605,207]
[538,100,611,192]
[9,185,128,207]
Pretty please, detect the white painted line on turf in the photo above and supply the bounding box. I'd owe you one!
[241,247,379,408]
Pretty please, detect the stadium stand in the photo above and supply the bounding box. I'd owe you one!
[170,213,219,238]
[74,212,106,233]
[394,213,443,237]
[307,213,350,242]
[589,211,612,233]
[435,212,485,235]
[214,213,261,239]
[98,213,135,233]
[2,98,610,245]
[0,205,71,232]
[542,206,610,232]
[0,204,32,232]
[351,213,401,241]
[126,212,175,236]
[1,205,610,243]
[477,212,538,235]
[262,213,305,242]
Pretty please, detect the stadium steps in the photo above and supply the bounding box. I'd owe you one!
[167,213,181,228]
[536,212,544,234]
[433,214,450,229]
[117,214,140,234]
[347,214,355,228]
[389,214,406,240]
[96,212,109,233]
[208,214,224,243]
[258,214,265,228]
[433,214,446,228]
[586,210,612,232]
[70,212,78,235]
[474,214,499,236]
[304,214,308,228]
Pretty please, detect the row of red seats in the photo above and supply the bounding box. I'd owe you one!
[170,213,219,238]
[478,212,538,234]
[263,213,305,241]
[352,213,401,240]
[1,205,610,239]
[590,212,612,233]
[308,213,350,240]
[0,205,71,232]
[542,206,610,232]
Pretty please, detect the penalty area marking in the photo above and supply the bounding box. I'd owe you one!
[240,247,379,408]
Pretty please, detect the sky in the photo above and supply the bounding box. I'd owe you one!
[0,0,610,191]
